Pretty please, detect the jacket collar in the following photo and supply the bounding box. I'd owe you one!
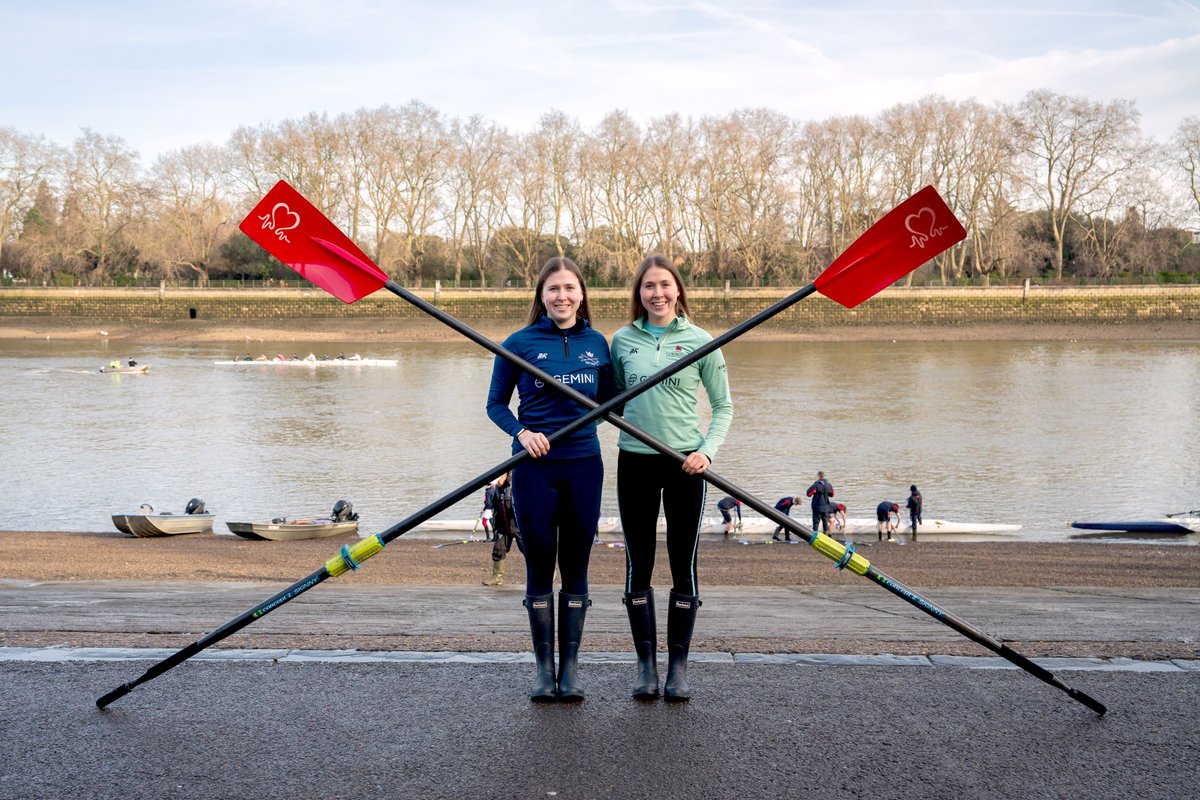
[632,314,688,334]
[534,315,590,336]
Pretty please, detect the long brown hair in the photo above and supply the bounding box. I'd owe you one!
[526,257,593,327]
[628,254,690,323]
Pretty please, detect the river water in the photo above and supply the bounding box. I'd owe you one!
[2,337,1198,542]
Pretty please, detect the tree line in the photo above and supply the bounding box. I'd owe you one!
[2,89,1199,289]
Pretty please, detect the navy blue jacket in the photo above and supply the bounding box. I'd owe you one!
[806,479,835,513]
[486,316,615,459]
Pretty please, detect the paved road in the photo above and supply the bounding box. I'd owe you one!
[3,579,1198,650]
[2,579,1198,799]
[2,658,1198,800]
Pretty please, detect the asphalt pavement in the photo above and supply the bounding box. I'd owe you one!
[1,578,1198,798]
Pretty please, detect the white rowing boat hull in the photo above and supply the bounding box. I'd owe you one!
[214,359,397,366]
[414,516,1021,539]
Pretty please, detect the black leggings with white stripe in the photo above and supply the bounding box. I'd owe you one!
[617,450,706,596]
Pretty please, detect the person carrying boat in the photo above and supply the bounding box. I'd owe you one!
[717,496,742,536]
[806,471,836,536]
[877,501,900,541]
[772,495,799,542]
[906,485,923,539]
[486,257,614,703]
[481,472,519,587]
[611,254,734,703]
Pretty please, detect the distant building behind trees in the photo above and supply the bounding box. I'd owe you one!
[2,92,1199,289]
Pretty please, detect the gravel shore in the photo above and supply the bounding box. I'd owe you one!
[3,530,1198,659]
[5,529,1199,588]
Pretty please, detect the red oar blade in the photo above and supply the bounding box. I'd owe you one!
[238,180,388,304]
[815,185,965,309]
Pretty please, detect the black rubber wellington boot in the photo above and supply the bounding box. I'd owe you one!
[524,594,557,702]
[624,589,659,700]
[556,592,590,702]
[663,591,700,702]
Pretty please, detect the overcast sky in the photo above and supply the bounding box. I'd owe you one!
[3,0,1198,163]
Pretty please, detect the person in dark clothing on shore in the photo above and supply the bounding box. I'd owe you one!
[481,473,519,586]
[806,471,835,536]
[877,501,900,541]
[717,496,742,536]
[772,495,799,542]
[906,485,923,540]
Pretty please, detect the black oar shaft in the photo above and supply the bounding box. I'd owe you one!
[97,568,332,709]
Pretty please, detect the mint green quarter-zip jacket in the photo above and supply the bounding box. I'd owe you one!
[609,315,734,462]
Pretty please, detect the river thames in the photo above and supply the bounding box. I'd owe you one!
[1,337,1198,540]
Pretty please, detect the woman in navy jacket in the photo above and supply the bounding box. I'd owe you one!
[486,257,614,702]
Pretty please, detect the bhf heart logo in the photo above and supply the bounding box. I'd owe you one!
[905,206,950,249]
[256,202,301,244]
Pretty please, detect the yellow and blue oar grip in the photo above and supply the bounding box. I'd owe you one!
[325,534,384,577]
[810,532,870,576]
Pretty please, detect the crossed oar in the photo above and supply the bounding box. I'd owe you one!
[97,182,1105,716]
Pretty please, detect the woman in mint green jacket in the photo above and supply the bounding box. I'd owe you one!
[610,254,733,702]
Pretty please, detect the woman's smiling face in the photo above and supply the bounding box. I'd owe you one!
[639,266,679,326]
[542,268,583,328]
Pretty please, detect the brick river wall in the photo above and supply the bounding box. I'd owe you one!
[2,285,1198,328]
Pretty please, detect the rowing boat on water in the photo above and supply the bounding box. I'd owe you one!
[213,358,397,366]
[226,519,359,541]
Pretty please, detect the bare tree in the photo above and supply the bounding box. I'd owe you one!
[447,115,509,286]
[795,115,884,270]
[144,144,233,286]
[495,132,551,286]
[583,110,651,281]
[63,129,143,283]
[0,128,63,272]
[1177,116,1200,221]
[389,101,448,285]
[1013,90,1143,281]
[639,114,700,263]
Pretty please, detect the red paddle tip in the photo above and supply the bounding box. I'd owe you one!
[239,180,388,304]
[815,185,966,309]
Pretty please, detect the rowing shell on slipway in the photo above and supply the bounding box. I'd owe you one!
[414,516,1022,540]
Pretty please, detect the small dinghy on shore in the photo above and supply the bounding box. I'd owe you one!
[112,499,214,537]
[226,500,360,541]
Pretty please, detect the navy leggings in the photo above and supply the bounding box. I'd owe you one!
[511,454,603,596]
[617,450,706,596]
